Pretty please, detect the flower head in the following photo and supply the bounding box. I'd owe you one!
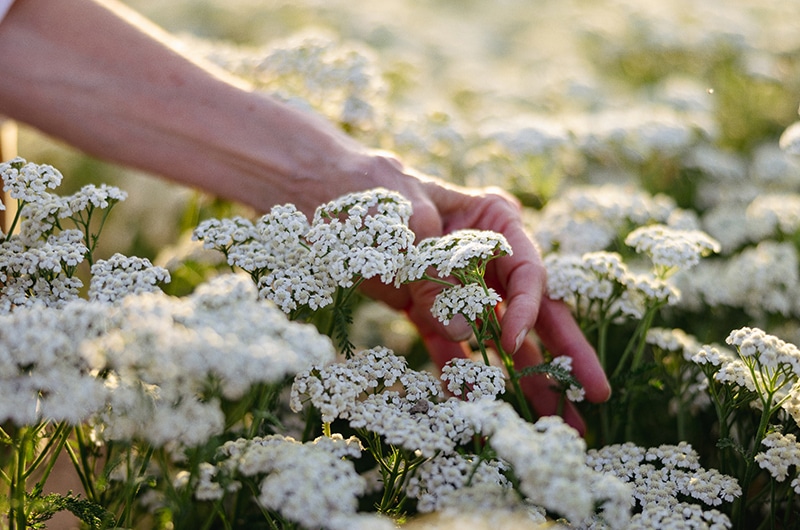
[431,283,501,326]
[440,358,506,401]
[0,157,62,203]
[402,229,512,283]
[625,224,720,276]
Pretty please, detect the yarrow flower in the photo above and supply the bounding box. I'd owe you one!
[755,431,800,487]
[440,358,506,401]
[530,184,682,254]
[405,453,511,513]
[587,441,740,526]
[545,250,678,322]
[550,356,586,402]
[0,157,62,203]
[461,400,631,528]
[694,327,800,421]
[89,253,170,303]
[195,189,415,313]
[291,347,480,457]
[400,229,512,283]
[625,224,720,276]
[198,435,391,530]
[77,274,336,447]
[431,283,501,326]
[307,188,415,287]
[66,183,127,212]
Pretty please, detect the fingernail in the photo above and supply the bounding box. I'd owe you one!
[514,329,528,353]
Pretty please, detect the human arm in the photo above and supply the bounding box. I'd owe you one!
[0,0,610,428]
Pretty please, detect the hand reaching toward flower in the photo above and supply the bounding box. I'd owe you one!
[0,0,609,432]
[354,158,610,433]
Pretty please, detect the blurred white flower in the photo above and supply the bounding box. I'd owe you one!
[206,435,383,530]
[624,224,720,275]
[462,400,631,528]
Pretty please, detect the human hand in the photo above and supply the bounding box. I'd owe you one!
[355,153,610,434]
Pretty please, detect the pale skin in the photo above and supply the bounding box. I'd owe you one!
[0,0,610,432]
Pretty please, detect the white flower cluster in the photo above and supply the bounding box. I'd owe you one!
[196,435,392,530]
[461,400,632,528]
[545,250,679,321]
[646,327,704,362]
[586,441,740,528]
[0,273,334,448]
[693,327,800,423]
[400,228,513,282]
[0,229,87,311]
[745,193,800,241]
[1,157,62,204]
[308,188,414,287]
[89,253,170,302]
[405,453,511,513]
[530,184,687,255]
[199,32,387,134]
[0,158,127,311]
[440,357,506,401]
[755,431,800,489]
[431,283,501,325]
[624,224,720,275]
[0,298,110,425]
[194,189,415,313]
[291,347,480,457]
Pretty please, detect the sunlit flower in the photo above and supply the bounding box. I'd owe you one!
[624,224,720,276]
[402,229,512,282]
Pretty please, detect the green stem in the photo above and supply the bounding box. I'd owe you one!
[25,422,70,487]
[3,198,26,239]
[734,399,775,528]
[9,426,32,530]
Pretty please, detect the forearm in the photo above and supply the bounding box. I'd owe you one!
[0,0,369,214]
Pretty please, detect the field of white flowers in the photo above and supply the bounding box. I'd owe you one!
[5,0,800,528]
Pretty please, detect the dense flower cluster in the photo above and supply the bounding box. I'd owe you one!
[0,274,334,447]
[693,327,800,421]
[587,442,740,528]
[530,184,688,255]
[624,224,720,275]
[405,453,511,513]
[89,253,170,302]
[440,357,506,401]
[194,188,414,313]
[544,250,680,322]
[461,400,632,528]
[431,283,501,325]
[755,431,800,492]
[291,347,478,456]
[400,229,512,283]
[0,157,127,312]
[193,435,393,530]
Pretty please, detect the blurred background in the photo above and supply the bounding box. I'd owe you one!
[11,0,800,266]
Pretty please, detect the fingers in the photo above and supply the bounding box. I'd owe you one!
[425,186,547,355]
[533,297,611,403]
